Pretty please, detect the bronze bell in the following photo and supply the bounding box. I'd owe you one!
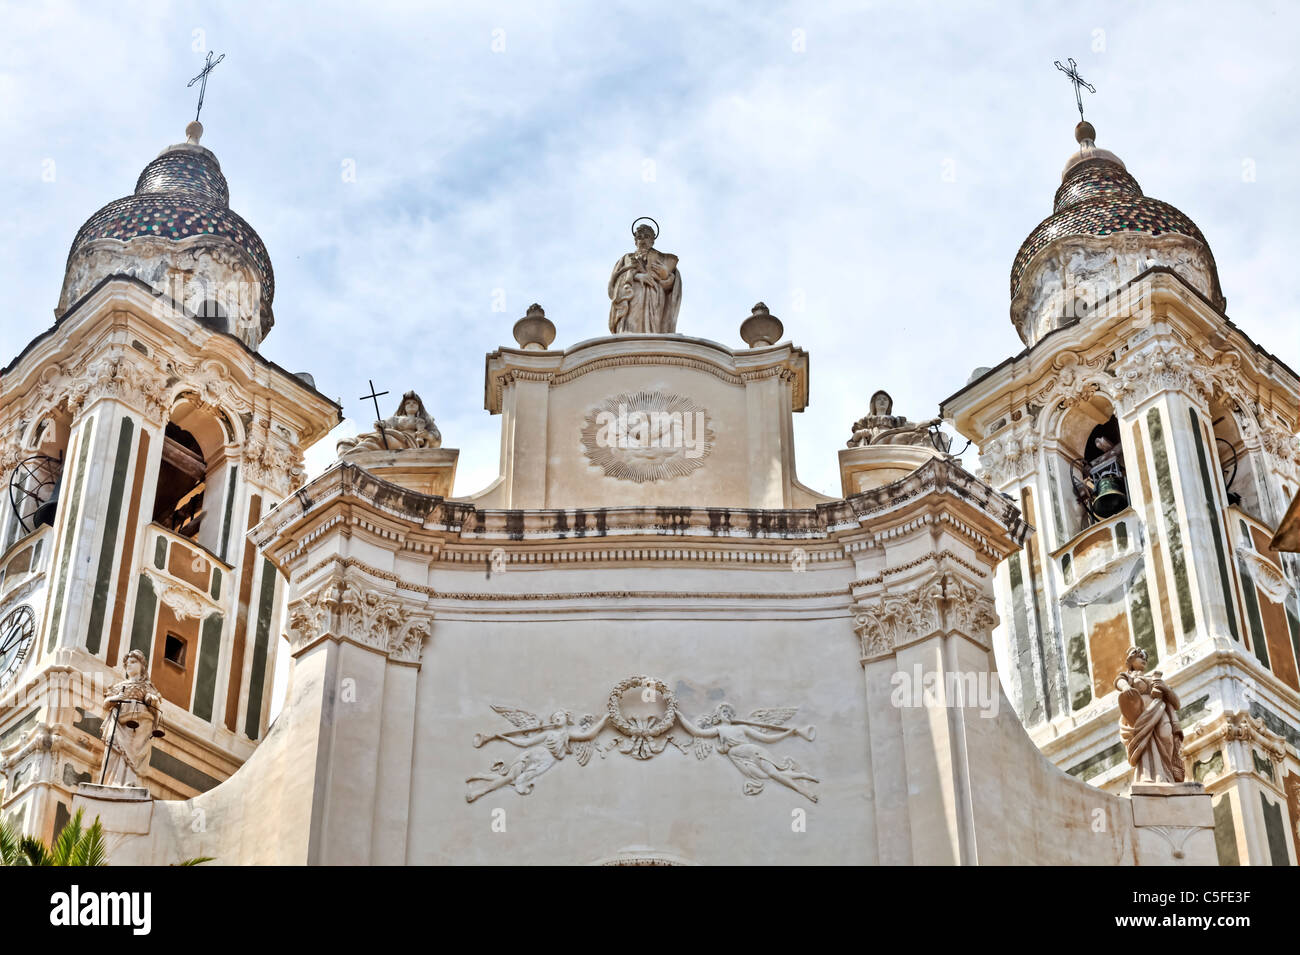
[31,478,60,529]
[1091,472,1128,518]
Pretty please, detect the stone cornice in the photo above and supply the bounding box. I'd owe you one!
[254,457,1030,575]
[293,554,855,606]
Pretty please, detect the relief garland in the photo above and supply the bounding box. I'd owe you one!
[466,675,819,803]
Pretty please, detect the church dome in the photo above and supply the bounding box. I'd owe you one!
[59,121,275,347]
[1009,122,1224,347]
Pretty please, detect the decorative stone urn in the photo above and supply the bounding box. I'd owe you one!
[739,302,784,348]
[513,303,556,351]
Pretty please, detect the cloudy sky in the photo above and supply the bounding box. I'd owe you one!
[2,0,1297,497]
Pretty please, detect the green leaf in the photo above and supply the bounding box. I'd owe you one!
[71,818,109,867]
[50,808,86,866]
[19,836,52,866]
[0,815,21,866]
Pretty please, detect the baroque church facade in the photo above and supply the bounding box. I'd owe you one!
[0,106,1296,865]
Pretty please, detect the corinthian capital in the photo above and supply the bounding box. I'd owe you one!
[287,575,432,665]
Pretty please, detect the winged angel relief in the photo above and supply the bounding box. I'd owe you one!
[466,675,819,803]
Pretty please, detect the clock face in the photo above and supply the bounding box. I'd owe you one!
[0,606,36,690]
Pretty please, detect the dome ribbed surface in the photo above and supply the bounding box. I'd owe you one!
[65,141,274,308]
[1010,145,1216,304]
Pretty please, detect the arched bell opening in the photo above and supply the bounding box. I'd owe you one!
[1210,397,1264,521]
[152,397,236,553]
[1055,394,1129,539]
[4,405,71,553]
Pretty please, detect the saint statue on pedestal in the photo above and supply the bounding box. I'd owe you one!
[338,390,441,455]
[99,649,164,788]
[1115,647,1185,785]
[608,219,682,334]
[847,390,947,450]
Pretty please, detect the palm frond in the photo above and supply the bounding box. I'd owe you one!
[19,836,52,866]
[70,818,109,867]
[173,856,215,866]
[49,808,86,866]
[0,815,22,866]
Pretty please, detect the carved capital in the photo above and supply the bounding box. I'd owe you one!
[978,423,1040,488]
[287,575,432,665]
[62,351,168,423]
[854,572,996,664]
[242,418,306,494]
[1111,343,1214,414]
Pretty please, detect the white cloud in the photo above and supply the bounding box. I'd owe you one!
[3,1,1297,503]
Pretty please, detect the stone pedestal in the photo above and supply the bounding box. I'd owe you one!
[72,783,153,835]
[340,447,459,497]
[1129,781,1218,865]
[839,443,946,496]
[476,333,816,509]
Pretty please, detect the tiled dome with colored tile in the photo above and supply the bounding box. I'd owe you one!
[1010,122,1223,306]
[65,124,274,316]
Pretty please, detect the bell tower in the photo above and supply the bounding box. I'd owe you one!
[0,119,339,848]
[942,120,1300,865]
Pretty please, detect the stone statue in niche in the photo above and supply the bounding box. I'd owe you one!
[99,649,164,788]
[337,390,441,455]
[676,703,820,802]
[847,390,948,451]
[465,707,607,802]
[608,219,682,334]
[1115,646,1186,785]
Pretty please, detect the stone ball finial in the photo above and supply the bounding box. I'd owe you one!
[739,302,783,348]
[513,303,556,351]
[1074,120,1096,145]
[185,120,204,145]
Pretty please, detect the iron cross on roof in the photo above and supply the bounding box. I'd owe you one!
[360,379,391,450]
[187,51,226,123]
[1054,57,1096,122]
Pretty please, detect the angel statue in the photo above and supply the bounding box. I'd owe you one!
[1115,646,1185,785]
[466,706,608,803]
[337,390,441,455]
[846,389,948,451]
[676,703,820,803]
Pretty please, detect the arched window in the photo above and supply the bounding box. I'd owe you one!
[1054,395,1129,540]
[3,406,71,553]
[152,398,236,552]
[153,421,207,538]
[1210,398,1263,520]
[194,297,229,335]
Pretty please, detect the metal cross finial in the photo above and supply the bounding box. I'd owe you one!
[360,380,391,450]
[187,51,226,123]
[1054,58,1096,122]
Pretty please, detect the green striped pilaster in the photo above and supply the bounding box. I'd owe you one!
[244,558,278,739]
[47,419,95,652]
[1189,408,1239,641]
[86,418,135,655]
[192,613,224,722]
[1146,408,1196,636]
